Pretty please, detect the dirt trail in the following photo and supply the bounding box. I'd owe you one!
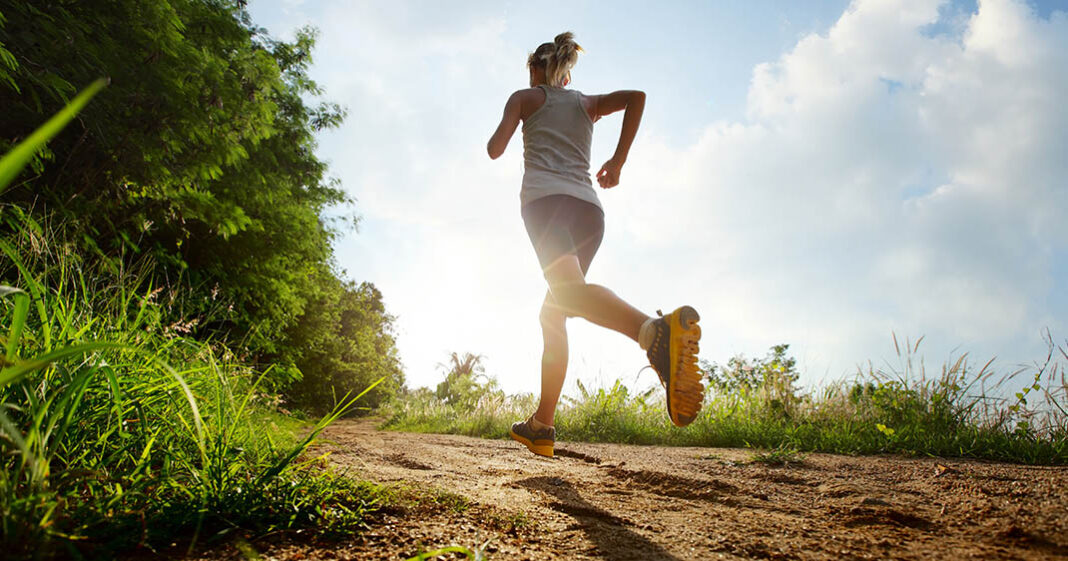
[228,419,1066,560]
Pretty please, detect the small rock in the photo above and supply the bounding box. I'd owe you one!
[934,463,956,478]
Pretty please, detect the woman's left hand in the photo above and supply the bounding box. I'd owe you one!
[596,158,623,188]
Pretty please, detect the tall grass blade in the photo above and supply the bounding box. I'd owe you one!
[257,376,386,484]
[0,239,51,347]
[149,356,206,452]
[0,78,107,193]
[0,342,125,388]
[0,286,26,298]
[3,290,29,363]
[0,407,29,464]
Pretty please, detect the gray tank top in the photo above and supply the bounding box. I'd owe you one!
[520,85,601,210]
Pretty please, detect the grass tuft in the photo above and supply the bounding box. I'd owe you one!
[748,444,806,466]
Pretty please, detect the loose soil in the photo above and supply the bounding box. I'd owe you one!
[208,419,1067,560]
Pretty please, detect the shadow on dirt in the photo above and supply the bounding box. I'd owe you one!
[516,476,683,561]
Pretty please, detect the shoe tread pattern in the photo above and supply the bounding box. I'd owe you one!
[647,306,704,427]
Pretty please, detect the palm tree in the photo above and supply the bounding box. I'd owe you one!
[435,352,495,407]
[439,352,486,378]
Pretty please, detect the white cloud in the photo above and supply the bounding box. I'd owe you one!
[610,0,1067,383]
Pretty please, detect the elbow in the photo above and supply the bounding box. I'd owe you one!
[487,142,503,160]
[632,90,646,104]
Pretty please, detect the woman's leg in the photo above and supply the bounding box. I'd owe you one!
[543,254,650,342]
[533,265,649,426]
[522,195,649,429]
[534,291,568,426]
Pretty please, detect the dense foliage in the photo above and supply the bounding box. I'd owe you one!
[0,0,402,405]
[0,2,406,555]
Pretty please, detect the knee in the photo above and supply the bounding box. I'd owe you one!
[539,303,567,331]
[548,280,586,310]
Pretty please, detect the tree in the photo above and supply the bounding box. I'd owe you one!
[0,1,403,401]
[0,2,349,351]
[704,344,799,392]
[282,274,405,412]
[435,353,500,410]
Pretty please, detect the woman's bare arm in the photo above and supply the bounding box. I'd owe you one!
[591,90,646,188]
[487,91,524,159]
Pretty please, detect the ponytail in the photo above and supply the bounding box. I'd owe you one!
[527,31,583,88]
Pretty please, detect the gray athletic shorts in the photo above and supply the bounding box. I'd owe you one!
[521,194,605,276]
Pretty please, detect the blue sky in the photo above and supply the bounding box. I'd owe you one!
[249,0,1068,395]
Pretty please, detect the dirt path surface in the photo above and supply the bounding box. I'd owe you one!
[233,419,1066,560]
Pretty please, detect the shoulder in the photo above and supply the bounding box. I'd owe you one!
[576,91,600,121]
[510,87,547,120]
[509,87,544,102]
[506,87,546,109]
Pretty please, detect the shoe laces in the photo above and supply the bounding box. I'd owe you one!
[634,364,655,385]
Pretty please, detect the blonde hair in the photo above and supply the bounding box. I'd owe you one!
[526,32,583,88]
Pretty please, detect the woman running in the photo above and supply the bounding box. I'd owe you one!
[487,32,704,458]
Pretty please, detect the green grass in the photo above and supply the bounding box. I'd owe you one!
[405,547,478,561]
[382,343,1068,465]
[0,216,384,559]
[748,444,806,466]
[0,81,387,558]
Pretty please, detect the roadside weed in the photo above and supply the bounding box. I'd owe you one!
[748,444,806,466]
[384,339,1067,465]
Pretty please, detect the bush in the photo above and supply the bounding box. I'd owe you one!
[0,1,404,404]
[384,342,1068,464]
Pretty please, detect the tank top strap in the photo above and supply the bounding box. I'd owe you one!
[541,84,577,100]
[537,84,556,106]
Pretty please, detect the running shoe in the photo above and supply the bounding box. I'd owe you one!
[646,306,704,427]
[509,416,555,458]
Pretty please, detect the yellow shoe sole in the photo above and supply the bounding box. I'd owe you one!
[509,428,554,458]
[666,306,704,427]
